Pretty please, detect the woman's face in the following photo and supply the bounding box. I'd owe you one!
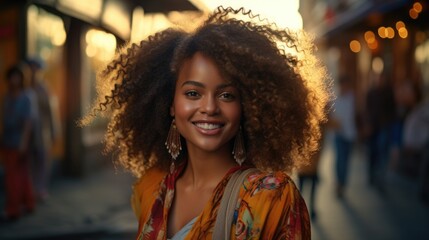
[171,52,242,154]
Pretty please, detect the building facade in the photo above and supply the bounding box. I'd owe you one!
[0,0,200,176]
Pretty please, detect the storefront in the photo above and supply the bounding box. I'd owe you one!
[300,0,428,123]
[0,0,200,176]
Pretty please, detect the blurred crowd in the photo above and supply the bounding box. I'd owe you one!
[0,59,57,222]
[359,71,429,202]
[298,70,429,220]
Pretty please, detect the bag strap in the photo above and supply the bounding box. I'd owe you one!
[213,168,258,240]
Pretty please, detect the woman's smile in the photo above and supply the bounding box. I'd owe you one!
[193,121,225,135]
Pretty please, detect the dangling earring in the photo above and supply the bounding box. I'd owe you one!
[233,126,246,166]
[165,119,181,173]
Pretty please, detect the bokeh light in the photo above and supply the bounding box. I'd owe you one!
[372,57,384,74]
[413,2,423,13]
[386,27,395,39]
[409,8,419,19]
[350,40,361,53]
[398,27,408,38]
[378,27,386,38]
[364,31,376,44]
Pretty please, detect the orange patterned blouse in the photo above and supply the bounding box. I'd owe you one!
[131,164,310,240]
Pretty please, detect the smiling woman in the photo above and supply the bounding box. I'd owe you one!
[81,6,330,240]
[171,53,242,161]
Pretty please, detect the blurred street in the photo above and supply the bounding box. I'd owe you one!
[303,132,429,240]
[0,163,137,240]
[0,132,428,239]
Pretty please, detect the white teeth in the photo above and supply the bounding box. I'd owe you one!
[195,123,221,130]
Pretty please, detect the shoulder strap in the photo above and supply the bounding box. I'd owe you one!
[213,168,258,240]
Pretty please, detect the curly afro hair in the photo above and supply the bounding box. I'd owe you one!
[82,7,331,177]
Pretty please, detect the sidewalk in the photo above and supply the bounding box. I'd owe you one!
[301,133,429,240]
[0,163,138,239]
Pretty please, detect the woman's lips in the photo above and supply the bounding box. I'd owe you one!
[193,122,224,135]
[194,122,222,130]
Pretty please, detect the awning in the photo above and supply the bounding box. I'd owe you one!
[316,0,409,37]
[29,0,200,40]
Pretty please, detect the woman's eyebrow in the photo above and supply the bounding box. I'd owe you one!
[181,80,204,88]
[181,81,234,91]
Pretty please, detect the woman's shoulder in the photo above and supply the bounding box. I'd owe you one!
[245,170,295,188]
[241,169,301,200]
[235,170,310,239]
[131,167,167,219]
[132,167,167,193]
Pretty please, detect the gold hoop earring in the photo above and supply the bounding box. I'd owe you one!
[233,126,246,166]
[165,119,181,173]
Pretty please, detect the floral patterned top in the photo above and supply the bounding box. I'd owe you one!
[131,164,310,240]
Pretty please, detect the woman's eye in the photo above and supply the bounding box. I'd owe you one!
[185,90,200,98]
[219,92,235,101]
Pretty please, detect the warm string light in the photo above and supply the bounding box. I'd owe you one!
[364,31,378,50]
[350,1,421,53]
[410,1,422,19]
[349,40,361,53]
[395,21,408,39]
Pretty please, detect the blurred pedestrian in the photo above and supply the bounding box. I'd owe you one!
[81,7,330,239]
[297,136,323,219]
[26,57,56,202]
[0,64,36,221]
[390,81,419,170]
[365,72,396,191]
[401,98,429,203]
[297,116,328,219]
[329,76,357,198]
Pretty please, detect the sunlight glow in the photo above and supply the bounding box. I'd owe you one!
[85,29,117,62]
[190,0,303,30]
[102,1,130,39]
[58,0,102,21]
[28,5,67,47]
[131,6,145,43]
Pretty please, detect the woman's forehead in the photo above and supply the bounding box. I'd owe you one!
[177,52,236,88]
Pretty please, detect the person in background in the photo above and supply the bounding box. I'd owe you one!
[297,115,328,219]
[401,96,429,203]
[297,135,323,220]
[82,7,330,239]
[365,72,396,191]
[26,57,56,202]
[329,76,357,198]
[0,64,36,221]
[390,81,419,171]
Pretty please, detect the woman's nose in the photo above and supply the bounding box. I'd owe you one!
[200,95,219,115]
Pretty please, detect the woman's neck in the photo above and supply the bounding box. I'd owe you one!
[180,147,237,190]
